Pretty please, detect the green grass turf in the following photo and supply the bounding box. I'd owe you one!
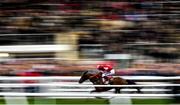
[0,98,5,104]
[132,98,175,104]
[56,98,109,104]
[28,97,109,104]
[0,97,179,105]
[30,98,177,105]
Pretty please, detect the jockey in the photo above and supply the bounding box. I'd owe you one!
[97,64,115,84]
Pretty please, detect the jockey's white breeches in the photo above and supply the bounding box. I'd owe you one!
[102,69,115,77]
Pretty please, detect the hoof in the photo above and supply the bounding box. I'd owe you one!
[95,96,103,99]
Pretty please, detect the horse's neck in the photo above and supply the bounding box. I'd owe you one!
[89,74,104,85]
[87,73,93,77]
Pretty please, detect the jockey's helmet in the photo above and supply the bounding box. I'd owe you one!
[97,64,113,71]
[97,64,104,70]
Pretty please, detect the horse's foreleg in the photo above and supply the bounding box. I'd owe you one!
[90,90,97,93]
[90,87,102,93]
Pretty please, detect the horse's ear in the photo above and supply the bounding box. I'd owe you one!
[83,71,88,75]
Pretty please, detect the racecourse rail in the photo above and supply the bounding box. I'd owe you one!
[0,76,179,97]
[0,76,179,80]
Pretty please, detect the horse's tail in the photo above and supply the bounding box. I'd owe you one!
[126,80,142,93]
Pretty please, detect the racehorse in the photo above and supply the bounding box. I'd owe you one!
[78,71,141,93]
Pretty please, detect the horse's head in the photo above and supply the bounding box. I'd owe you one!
[79,71,103,85]
[79,71,90,84]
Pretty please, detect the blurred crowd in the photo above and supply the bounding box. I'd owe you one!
[0,59,179,76]
[0,59,96,76]
[0,0,179,76]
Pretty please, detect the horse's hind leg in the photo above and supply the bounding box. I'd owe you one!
[136,87,142,93]
[114,88,118,93]
[115,88,121,93]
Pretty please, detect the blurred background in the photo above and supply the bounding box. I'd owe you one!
[0,0,179,76]
[0,0,179,105]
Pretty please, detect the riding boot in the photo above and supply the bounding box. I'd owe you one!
[103,76,109,84]
[104,80,109,84]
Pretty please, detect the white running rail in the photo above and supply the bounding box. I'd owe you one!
[0,76,179,80]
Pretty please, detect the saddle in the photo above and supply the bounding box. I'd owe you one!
[95,72,112,84]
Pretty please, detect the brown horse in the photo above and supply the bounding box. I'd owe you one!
[79,71,141,93]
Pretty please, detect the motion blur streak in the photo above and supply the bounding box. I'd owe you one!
[0,0,179,105]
